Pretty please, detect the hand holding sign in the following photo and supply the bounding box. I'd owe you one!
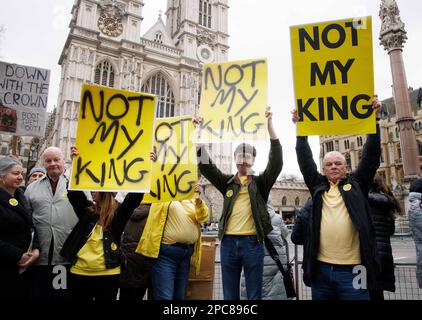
[194,183,203,206]
[373,95,381,118]
[70,145,79,159]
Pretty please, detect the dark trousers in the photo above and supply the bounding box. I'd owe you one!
[119,287,148,301]
[0,267,30,300]
[29,265,72,301]
[369,289,385,300]
[70,273,119,301]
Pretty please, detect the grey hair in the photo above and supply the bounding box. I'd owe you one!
[322,151,346,166]
[0,156,22,176]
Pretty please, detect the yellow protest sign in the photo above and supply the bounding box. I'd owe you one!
[143,116,198,203]
[69,84,156,192]
[290,17,375,136]
[194,58,268,143]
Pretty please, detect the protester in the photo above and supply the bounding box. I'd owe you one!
[291,199,312,247]
[195,107,282,300]
[27,166,46,186]
[119,203,152,301]
[25,147,78,300]
[59,146,144,301]
[240,197,290,300]
[367,174,402,300]
[0,156,40,300]
[291,97,382,300]
[136,158,209,300]
[408,178,422,289]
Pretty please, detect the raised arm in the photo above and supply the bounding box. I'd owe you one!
[353,97,382,194]
[266,107,278,140]
[292,109,323,192]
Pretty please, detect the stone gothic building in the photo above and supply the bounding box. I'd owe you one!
[40,0,232,174]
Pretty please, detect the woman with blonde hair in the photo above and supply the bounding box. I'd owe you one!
[60,146,143,300]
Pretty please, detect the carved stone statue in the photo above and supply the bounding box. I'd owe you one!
[379,0,407,51]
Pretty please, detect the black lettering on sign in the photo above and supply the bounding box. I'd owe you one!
[73,87,153,188]
[149,117,196,201]
[202,60,266,139]
[297,94,373,122]
[310,59,355,86]
[298,21,359,52]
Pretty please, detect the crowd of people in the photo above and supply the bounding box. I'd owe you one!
[1,98,422,301]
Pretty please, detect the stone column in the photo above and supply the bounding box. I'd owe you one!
[379,0,420,179]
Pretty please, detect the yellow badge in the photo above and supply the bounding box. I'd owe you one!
[226,189,233,198]
[9,198,18,206]
[111,242,117,251]
[343,184,352,191]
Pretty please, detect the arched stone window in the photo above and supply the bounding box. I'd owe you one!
[295,197,300,206]
[282,196,287,206]
[94,60,115,87]
[154,32,163,44]
[418,140,422,156]
[141,72,175,118]
[199,0,212,28]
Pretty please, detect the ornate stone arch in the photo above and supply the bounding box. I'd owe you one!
[92,57,119,87]
[141,69,177,118]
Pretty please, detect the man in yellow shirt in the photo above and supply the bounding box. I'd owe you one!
[292,98,382,300]
[196,108,282,300]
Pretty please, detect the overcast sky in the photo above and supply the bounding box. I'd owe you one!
[1,0,421,177]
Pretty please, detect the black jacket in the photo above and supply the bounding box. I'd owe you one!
[295,124,381,288]
[120,204,150,288]
[368,192,396,292]
[0,187,39,269]
[291,199,312,246]
[60,191,143,269]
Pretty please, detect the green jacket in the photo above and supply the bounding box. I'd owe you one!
[197,139,283,241]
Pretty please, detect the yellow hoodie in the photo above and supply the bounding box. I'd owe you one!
[136,199,209,275]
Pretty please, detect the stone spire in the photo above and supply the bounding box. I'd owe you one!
[379,0,407,52]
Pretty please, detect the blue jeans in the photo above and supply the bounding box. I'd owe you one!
[311,261,370,300]
[148,243,194,300]
[220,235,264,300]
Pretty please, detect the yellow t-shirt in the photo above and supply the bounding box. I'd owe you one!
[317,182,361,265]
[161,200,200,245]
[225,176,256,235]
[71,224,121,276]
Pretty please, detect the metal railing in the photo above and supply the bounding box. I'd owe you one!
[211,247,422,300]
[294,261,422,300]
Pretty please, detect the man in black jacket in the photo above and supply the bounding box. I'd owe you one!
[292,97,381,300]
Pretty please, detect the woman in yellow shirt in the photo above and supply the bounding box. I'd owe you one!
[60,146,143,300]
[137,152,209,300]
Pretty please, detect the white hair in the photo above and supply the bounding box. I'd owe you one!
[322,151,346,165]
[42,147,64,163]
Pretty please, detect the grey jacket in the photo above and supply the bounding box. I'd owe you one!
[408,192,422,288]
[25,174,78,265]
[241,207,290,300]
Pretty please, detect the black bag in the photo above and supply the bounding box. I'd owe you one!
[264,236,296,298]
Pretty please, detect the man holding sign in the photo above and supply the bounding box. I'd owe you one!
[292,96,381,300]
[195,108,282,300]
